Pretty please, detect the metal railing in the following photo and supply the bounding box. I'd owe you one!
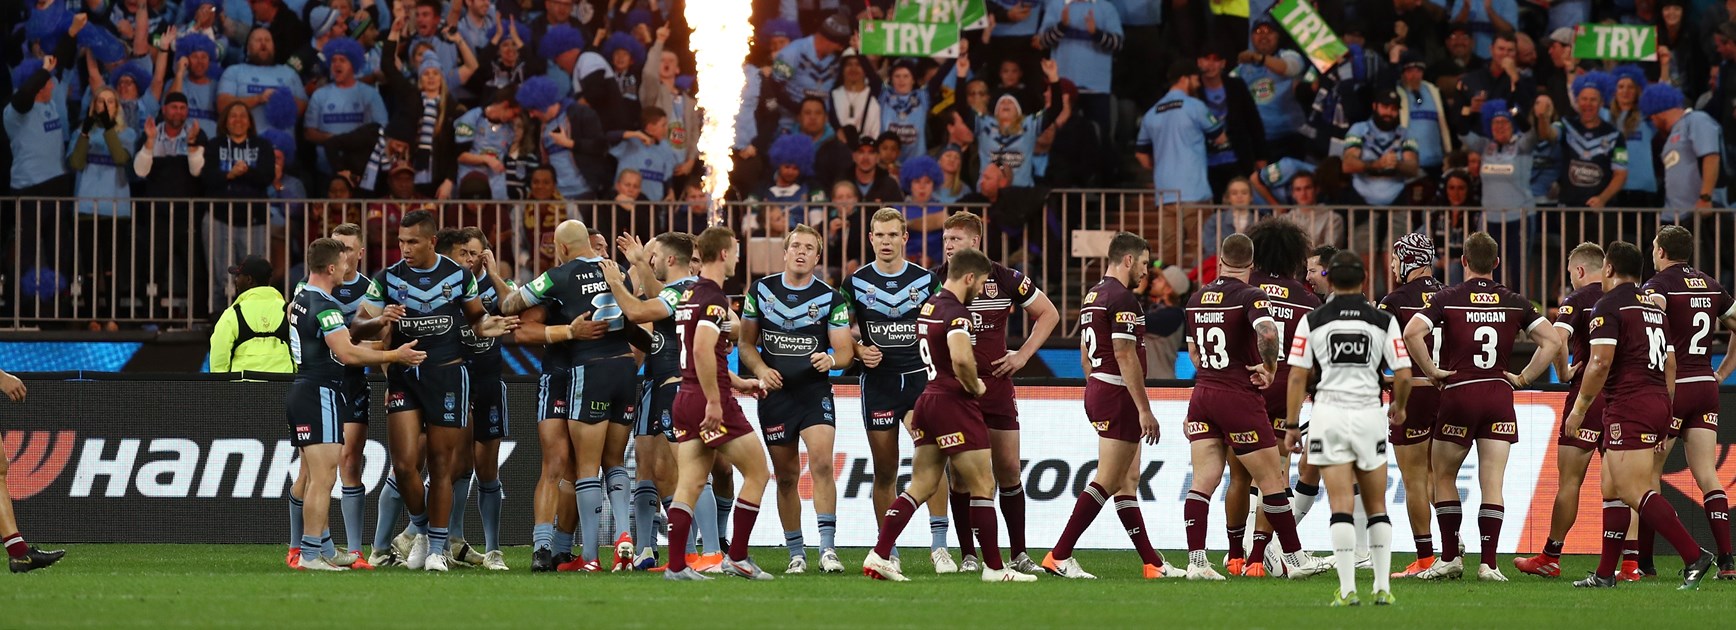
[6,194,1732,338]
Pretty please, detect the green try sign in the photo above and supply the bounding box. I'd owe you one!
[1270,0,1348,73]
[1572,24,1656,61]
[859,20,961,57]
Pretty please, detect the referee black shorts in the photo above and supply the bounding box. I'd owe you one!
[386,362,470,429]
[287,380,345,447]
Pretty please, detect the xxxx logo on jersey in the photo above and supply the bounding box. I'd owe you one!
[936,432,965,449]
[1470,293,1500,304]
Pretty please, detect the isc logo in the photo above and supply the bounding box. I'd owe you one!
[1201,292,1223,305]
[1470,293,1499,304]
[937,432,965,448]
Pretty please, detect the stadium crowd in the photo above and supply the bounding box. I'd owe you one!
[6,0,1736,320]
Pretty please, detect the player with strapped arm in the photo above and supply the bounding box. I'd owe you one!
[1226,218,1325,578]
[932,211,1061,573]
[1182,234,1330,581]
[661,227,777,582]
[862,247,1039,583]
[1640,225,1736,579]
[1515,243,1612,579]
[844,209,954,574]
[737,224,856,574]
[1401,232,1562,582]
[0,369,64,573]
[502,219,643,572]
[357,210,518,572]
[1042,232,1184,580]
[1566,241,1715,590]
[1379,233,1446,578]
[289,238,427,571]
[1286,251,1409,606]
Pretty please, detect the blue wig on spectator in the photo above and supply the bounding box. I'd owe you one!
[674,75,694,93]
[1639,83,1684,117]
[517,75,562,112]
[539,24,586,60]
[25,3,73,50]
[759,18,801,41]
[260,128,296,163]
[322,36,367,75]
[78,25,130,65]
[1611,64,1648,91]
[265,88,299,130]
[175,33,224,79]
[1480,99,1514,138]
[1570,71,1616,104]
[603,32,646,68]
[110,63,154,95]
[11,58,46,91]
[900,155,943,193]
[769,134,815,177]
[624,9,654,33]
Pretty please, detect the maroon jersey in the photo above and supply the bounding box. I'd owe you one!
[933,261,1041,381]
[1415,277,1544,386]
[1080,276,1146,380]
[675,277,734,390]
[1184,277,1275,393]
[1249,271,1322,375]
[1641,264,1735,380]
[918,288,976,396]
[1588,282,1669,401]
[1378,275,1444,375]
[1554,282,1604,384]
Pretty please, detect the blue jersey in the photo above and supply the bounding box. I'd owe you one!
[181,78,222,136]
[1558,117,1627,207]
[1110,0,1161,26]
[1661,110,1722,220]
[769,37,839,123]
[70,125,139,218]
[217,63,307,134]
[744,273,851,389]
[461,270,505,371]
[1448,0,1518,59]
[1399,83,1446,168]
[362,255,481,366]
[645,276,696,381]
[305,82,388,172]
[990,0,1046,37]
[1040,0,1121,94]
[454,108,518,199]
[1472,132,1538,222]
[1231,50,1307,141]
[1136,88,1222,203]
[1343,120,1417,205]
[4,74,70,189]
[610,137,680,201]
[1257,157,1315,206]
[516,256,634,364]
[734,64,761,151]
[1530,131,1559,201]
[879,88,935,160]
[1200,85,1237,167]
[296,272,373,382]
[290,285,350,386]
[977,114,1046,187]
[845,260,934,373]
[1619,115,1657,195]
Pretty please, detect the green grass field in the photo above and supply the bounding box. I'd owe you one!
[0,546,1724,628]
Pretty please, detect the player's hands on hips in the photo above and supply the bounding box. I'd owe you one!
[702,399,724,432]
[479,314,522,337]
[570,313,609,340]
[598,259,625,286]
[858,345,882,368]
[1424,366,1454,388]
[1248,364,1273,388]
[808,352,835,372]
[991,350,1029,377]
[1388,406,1406,427]
[1284,426,1303,454]
[0,372,26,402]
[755,367,784,390]
[1138,410,1161,445]
[966,377,987,398]
[1502,371,1526,388]
[392,339,428,366]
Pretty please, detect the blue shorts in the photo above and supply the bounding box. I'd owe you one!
[471,366,509,441]
[571,356,639,426]
[386,362,470,429]
[635,378,679,440]
[288,380,345,447]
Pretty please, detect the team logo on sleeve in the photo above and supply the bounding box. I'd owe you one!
[1254,300,1271,310]
[1115,312,1138,324]
[1590,316,1605,330]
[1559,305,1574,315]
[706,304,725,317]
[951,317,970,328]
[1421,292,1436,307]
[1084,291,1098,304]
[921,304,935,316]
[318,310,345,330]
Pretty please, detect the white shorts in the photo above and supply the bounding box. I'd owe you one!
[1305,404,1389,471]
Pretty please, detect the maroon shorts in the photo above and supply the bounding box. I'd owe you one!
[1433,381,1519,447]
[1672,380,1720,435]
[1184,386,1276,455]
[1262,368,1290,425]
[1557,383,1607,452]
[978,376,1019,431]
[1084,378,1142,443]
[912,391,989,455]
[671,388,754,448]
[1604,392,1672,452]
[1390,382,1438,446]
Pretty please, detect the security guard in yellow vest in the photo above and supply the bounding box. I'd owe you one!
[209,256,295,374]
